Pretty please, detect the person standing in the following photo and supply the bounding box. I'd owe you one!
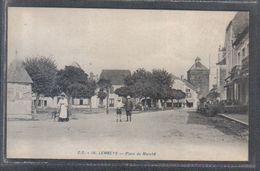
[125,96,133,122]
[57,92,69,122]
[116,98,124,122]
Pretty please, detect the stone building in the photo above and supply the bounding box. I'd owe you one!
[7,60,33,119]
[216,46,227,100]
[224,12,249,106]
[187,57,210,98]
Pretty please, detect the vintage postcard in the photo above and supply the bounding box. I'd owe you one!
[6,7,249,161]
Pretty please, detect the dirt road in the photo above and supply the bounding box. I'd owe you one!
[7,109,248,161]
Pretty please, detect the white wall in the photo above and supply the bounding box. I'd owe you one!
[7,83,32,118]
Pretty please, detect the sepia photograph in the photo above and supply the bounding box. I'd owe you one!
[6,7,249,161]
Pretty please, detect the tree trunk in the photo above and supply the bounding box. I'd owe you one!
[106,88,109,114]
[68,96,72,116]
[100,99,103,106]
[171,99,174,109]
[89,97,92,112]
[34,94,40,114]
[144,97,147,111]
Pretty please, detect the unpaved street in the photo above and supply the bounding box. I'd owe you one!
[7,109,248,161]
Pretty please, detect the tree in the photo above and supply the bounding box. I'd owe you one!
[56,65,97,112]
[97,78,111,114]
[174,89,186,108]
[151,69,174,108]
[124,68,154,109]
[114,86,132,97]
[97,90,107,106]
[124,68,174,110]
[23,56,57,112]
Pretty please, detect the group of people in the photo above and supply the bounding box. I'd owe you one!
[55,93,134,123]
[116,96,133,122]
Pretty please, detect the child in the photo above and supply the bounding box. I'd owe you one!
[116,98,124,122]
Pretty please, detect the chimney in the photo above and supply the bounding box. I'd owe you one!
[195,57,201,64]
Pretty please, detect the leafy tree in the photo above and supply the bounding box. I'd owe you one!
[56,65,97,111]
[97,90,107,106]
[124,69,154,109]
[23,56,57,112]
[114,86,132,97]
[124,68,174,109]
[151,69,174,107]
[97,78,111,114]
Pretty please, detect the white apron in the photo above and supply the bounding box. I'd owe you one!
[58,98,68,119]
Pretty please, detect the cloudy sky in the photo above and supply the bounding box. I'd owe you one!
[8,7,236,81]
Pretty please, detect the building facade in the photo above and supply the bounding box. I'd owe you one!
[7,60,33,119]
[224,12,249,106]
[187,57,210,98]
[216,46,227,100]
[172,75,199,109]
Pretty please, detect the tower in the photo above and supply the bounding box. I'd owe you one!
[187,57,210,98]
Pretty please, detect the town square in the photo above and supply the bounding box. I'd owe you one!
[6,8,249,161]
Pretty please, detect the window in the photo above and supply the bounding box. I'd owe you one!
[44,100,47,107]
[109,98,114,107]
[237,52,241,65]
[186,89,191,98]
[79,99,83,105]
[38,100,42,107]
[242,48,245,58]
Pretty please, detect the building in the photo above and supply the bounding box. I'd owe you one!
[224,12,249,106]
[97,69,131,108]
[187,57,210,98]
[216,46,227,100]
[32,95,59,109]
[171,75,199,109]
[7,60,33,119]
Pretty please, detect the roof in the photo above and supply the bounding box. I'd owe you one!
[99,69,131,85]
[7,60,33,84]
[232,12,249,39]
[182,79,198,92]
[188,61,209,71]
[172,74,197,92]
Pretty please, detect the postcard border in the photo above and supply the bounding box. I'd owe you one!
[1,0,259,171]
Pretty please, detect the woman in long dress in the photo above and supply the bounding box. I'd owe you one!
[57,93,69,122]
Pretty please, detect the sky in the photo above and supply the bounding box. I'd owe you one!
[8,7,236,84]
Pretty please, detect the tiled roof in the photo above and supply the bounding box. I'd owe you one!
[99,69,131,85]
[7,60,33,84]
[188,61,209,71]
[172,74,197,92]
[182,79,198,92]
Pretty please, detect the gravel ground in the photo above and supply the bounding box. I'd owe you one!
[6,109,248,161]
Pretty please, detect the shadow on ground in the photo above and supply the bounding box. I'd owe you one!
[187,111,248,141]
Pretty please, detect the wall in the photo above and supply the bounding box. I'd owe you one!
[187,70,209,98]
[172,79,198,109]
[7,83,32,118]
